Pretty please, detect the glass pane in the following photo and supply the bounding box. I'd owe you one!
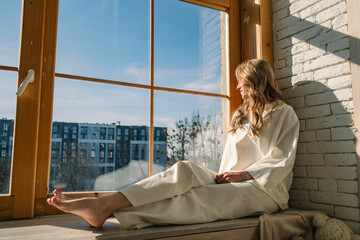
[55,0,150,85]
[155,0,226,94]
[49,78,150,193]
[0,71,17,194]
[154,91,226,174]
[0,0,22,67]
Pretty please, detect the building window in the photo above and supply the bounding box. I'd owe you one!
[73,126,77,133]
[92,127,97,139]
[1,150,6,157]
[124,128,129,135]
[100,127,106,140]
[1,140,6,148]
[3,123,8,131]
[108,128,114,140]
[64,126,68,133]
[80,126,88,139]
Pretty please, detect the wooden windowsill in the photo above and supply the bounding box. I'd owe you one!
[0,214,260,240]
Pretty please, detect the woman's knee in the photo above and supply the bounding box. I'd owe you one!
[173,161,195,174]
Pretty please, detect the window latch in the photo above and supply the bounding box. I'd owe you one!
[16,69,35,96]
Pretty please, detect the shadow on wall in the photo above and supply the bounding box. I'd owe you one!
[287,80,356,211]
[273,1,358,68]
[272,0,359,232]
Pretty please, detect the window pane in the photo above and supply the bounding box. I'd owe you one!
[154,91,226,174]
[55,0,150,85]
[0,0,22,67]
[49,78,150,192]
[0,71,17,194]
[155,0,226,94]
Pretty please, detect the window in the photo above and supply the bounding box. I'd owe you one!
[3,123,8,131]
[80,126,88,139]
[91,127,97,139]
[2,141,6,148]
[1,150,6,157]
[100,128,106,140]
[0,0,241,219]
[108,128,114,140]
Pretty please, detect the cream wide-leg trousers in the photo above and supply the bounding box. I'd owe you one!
[113,161,279,229]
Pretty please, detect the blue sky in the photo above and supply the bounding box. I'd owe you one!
[1,0,224,128]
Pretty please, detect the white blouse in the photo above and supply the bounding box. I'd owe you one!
[219,102,300,210]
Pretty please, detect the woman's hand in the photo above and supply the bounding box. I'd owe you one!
[215,171,253,184]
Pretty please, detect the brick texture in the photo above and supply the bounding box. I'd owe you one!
[272,0,359,233]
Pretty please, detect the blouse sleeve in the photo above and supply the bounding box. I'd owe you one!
[245,107,300,191]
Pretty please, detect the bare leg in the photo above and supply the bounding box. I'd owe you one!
[47,190,131,227]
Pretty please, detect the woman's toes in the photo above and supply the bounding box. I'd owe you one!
[47,198,52,205]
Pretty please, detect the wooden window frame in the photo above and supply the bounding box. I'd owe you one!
[0,0,274,219]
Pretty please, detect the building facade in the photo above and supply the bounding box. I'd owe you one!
[0,119,167,193]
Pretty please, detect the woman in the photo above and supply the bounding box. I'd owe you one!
[47,59,300,229]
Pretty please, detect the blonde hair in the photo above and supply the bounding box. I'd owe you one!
[229,59,285,137]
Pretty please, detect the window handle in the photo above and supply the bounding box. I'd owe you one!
[16,69,35,96]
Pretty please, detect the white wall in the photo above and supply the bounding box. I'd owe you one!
[272,0,359,233]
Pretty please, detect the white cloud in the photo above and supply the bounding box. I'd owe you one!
[123,64,149,84]
[183,81,219,92]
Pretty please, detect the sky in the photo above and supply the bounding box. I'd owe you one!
[0,0,225,129]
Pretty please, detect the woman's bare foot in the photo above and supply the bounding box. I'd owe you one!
[54,189,70,200]
[47,191,131,228]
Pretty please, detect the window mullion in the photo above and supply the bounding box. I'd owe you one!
[149,0,154,176]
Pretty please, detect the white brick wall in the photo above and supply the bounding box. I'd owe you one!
[272,0,359,233]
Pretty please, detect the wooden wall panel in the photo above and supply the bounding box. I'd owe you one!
[229,0,242,116]
[260,0,274,68]
[240,0,260,61]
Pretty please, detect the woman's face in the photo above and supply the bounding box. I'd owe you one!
[236,78,251,100]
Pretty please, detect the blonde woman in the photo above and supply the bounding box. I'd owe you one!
[47,59,300,229]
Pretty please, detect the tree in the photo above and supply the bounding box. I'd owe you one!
[49,145,97,192]
[166,117,191,162]
[166,111,223,171]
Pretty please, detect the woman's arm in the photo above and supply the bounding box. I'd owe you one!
[215,171,254,184]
